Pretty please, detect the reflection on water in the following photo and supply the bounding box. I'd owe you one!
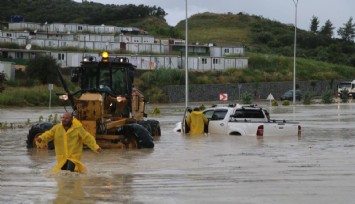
[53,174,88,204]
[52,172,137,204]
[1,103,355,203]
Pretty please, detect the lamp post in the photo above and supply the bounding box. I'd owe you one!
[292,0,298,105]
[180,49,183,68]
[45,21,48,39]
[185,0,188,108]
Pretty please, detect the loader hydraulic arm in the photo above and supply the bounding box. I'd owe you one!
[56,67,76,111]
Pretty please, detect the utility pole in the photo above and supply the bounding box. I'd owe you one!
[292,0,298,105]
[45,21,48,39]
[185,0,188,108]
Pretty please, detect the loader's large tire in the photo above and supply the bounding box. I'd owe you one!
[118,124,154,148]
[138,120,161,137]
[137,120,152,135]
[26,122,54,149]
[146,119,161,136]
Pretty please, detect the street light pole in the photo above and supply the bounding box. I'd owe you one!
[45,21,48,39]
[292,0,298,105]
[185,0,189,108]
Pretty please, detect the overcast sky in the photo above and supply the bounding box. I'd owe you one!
[75,0,353,34]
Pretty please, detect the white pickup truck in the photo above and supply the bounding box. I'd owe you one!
[175,104,301,137]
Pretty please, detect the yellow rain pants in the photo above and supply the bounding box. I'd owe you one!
[36,118,100,173]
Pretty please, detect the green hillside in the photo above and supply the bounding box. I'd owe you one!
[176,12,355,68]
[177,12,254,46]
[2,0,354,68]
[1,1,355,82]
[2,1,355,104]
[0,0,179,38]
[0,0,167,25]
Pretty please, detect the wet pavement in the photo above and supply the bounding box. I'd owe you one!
[1,103,355,203]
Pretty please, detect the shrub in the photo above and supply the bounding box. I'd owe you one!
[150,107,161,114]
[199,104,206,110]
[241,92,253,104]
[282,100,290,106]
[272,100,278,106]
[321,90,335,104]
[0,86,63,106]
[303,92,313,105]
[145,86,168,103]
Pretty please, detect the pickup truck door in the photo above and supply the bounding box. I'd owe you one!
[181,107,192,134]
[204,109,229,134]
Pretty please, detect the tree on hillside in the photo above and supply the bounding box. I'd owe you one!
[149,6,167,18]
[319,19,334,38]
[310,15,319,33]
[0,0,167,25]
[26,55,60,85]
[337,17,355,42]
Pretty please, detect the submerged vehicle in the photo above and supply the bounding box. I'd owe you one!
[27,52,160,149]
[175,104,301,137]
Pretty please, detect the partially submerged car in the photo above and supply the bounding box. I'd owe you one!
[175,104,301,137]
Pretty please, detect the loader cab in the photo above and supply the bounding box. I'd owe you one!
[72,52,134,98]
[68,52,139,118]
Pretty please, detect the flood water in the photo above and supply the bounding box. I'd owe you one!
[1,103,355,204]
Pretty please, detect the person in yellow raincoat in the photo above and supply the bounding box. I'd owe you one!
[185,107,208,135]
[36,112,102,173]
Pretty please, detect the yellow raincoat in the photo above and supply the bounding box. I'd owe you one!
[36,118,100,173]
[186,111,208,135]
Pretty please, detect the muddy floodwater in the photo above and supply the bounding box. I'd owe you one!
[1,103,355,204]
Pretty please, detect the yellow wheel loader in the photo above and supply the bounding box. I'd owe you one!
[27,52,160,149]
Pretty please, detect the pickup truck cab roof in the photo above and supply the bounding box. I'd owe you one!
[205,105,270,122]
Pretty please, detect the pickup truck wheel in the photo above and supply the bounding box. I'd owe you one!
[229,132,242,136]
[137,120,152,134]
[26,122,54,149]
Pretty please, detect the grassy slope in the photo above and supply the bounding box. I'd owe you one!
[176,12,253,46]
[114,16,168,31]
[174,12,355,82]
